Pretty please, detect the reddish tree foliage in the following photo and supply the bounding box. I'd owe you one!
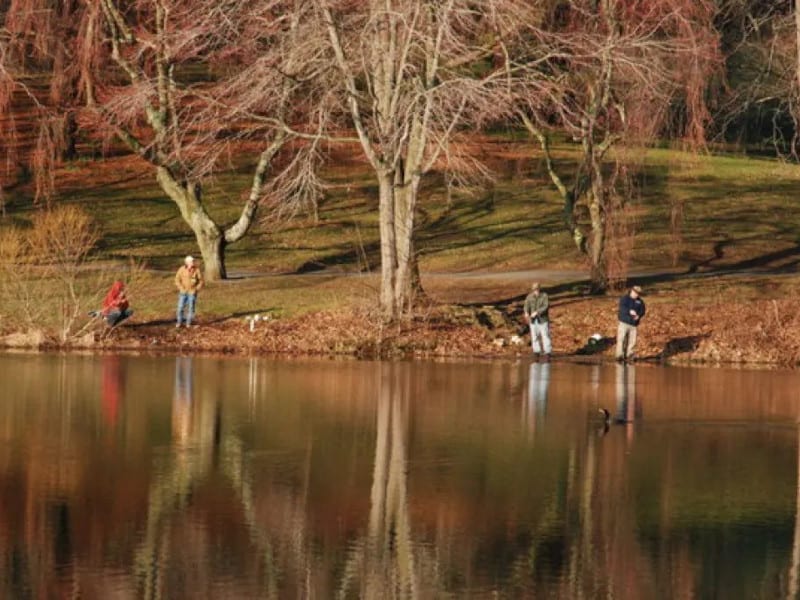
[77,0,325,279]
[514,0,720,291]
[2,0,723,308]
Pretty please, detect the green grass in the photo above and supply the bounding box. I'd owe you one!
[3,139,800,320]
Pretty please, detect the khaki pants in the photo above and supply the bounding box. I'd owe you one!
[529,321,552,355]
[616,322,638,360]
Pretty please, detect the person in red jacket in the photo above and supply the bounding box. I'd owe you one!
[100,280,133,327]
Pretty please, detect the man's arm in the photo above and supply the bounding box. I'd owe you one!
[619,296,631,322]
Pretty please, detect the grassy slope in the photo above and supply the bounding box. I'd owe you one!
[3,138,800,361]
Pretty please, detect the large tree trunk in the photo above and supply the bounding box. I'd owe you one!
[393,171,421,317]
[157,167,226,281]
[796,0,800,95]
[378,173,398,318]
[587,187,607,294]
[60,111,78,161]
[584,147,608,293]
[393,118,428,317]
[194,226,226,281]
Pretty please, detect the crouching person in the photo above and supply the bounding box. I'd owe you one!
[100,280,133,327]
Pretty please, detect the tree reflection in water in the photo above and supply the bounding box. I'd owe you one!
[338,363,424,597]
[2,356,800,598]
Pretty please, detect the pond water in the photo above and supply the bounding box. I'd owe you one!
[1,352,800,599]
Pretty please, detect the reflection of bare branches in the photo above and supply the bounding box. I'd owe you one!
[138,355,321,599]
[219,357,313,598]
[220,435,280,599]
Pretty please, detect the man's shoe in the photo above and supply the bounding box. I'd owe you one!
[176,323,181,328]
[541,353,551,362]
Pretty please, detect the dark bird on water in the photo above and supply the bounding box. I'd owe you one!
[599,408,631,425]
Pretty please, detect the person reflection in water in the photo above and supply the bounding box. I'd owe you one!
[526,361,551,434]
[172,356,194,444]
[599,364,640,436]
[101,355,125,427]
[614,362,638,426]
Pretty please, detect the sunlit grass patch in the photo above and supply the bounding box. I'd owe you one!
[3,137,800,318]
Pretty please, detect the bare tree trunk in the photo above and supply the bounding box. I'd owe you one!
[522,116,589,254]
[378,174,398,318]
[194,228,226,281]
[61,111,78,161]
[393,169,421,316]
[393,114,428,316]
[157,167,226,280]
[795,0,800,95]
[587,180,607,293]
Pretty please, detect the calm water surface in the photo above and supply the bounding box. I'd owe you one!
[1,353,800,599]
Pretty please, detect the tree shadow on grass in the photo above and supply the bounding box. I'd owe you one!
[486,239,800,311]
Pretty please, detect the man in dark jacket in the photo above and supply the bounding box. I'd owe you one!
[524,282,551,360]
[616,285,645,362]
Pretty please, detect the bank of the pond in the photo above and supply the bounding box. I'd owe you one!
[4,292,799,366]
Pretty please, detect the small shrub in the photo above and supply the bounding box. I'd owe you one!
[0,205,139,344]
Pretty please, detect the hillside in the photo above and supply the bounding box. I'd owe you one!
[2,140,800,364]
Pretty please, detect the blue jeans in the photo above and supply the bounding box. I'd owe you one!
[176,292,197,326]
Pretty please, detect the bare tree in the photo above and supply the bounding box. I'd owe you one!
[0,27,11,207]
[710,1,795,151]
[313,0,533,319]
[86,0,321,280]
[515,0,719,292]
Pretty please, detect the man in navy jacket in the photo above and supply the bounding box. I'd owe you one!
[616,285,645,362]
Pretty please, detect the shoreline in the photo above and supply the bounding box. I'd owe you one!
[3,293,799,368]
